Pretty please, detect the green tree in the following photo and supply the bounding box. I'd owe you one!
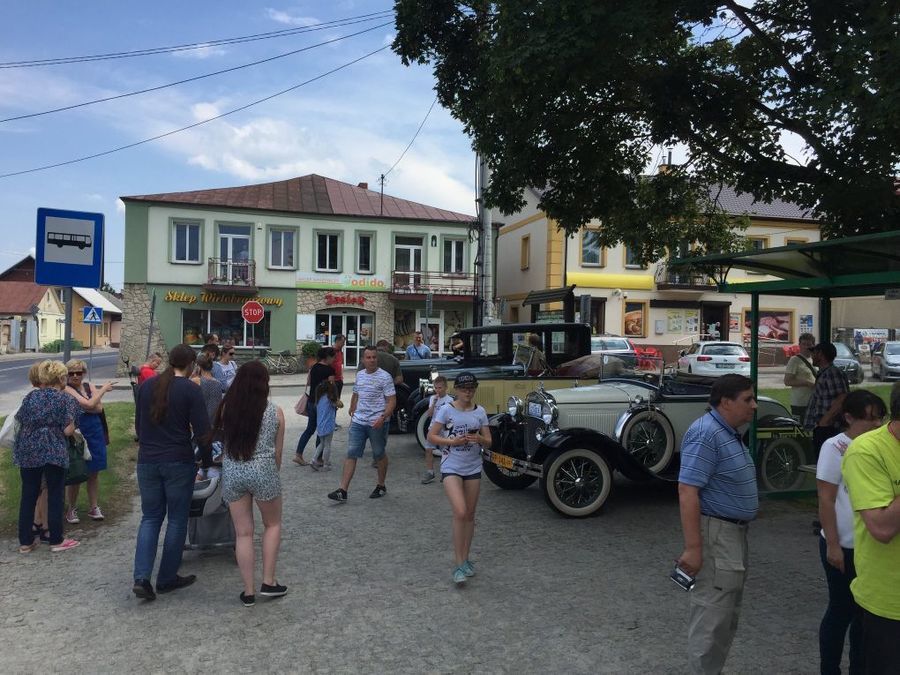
[393,0,900,262]
[100,281,119,295]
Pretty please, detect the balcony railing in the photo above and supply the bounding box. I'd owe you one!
[654,262,717,291]
[390,269,476,296]
[205,258,257,293]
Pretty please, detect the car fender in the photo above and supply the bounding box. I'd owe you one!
[535,428,656,482]
[412,397,431,420]
[612,404,670,442]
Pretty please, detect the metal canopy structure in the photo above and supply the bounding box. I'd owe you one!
[522,285,577,322]
[672,230,900,298]
[671,230,900,491]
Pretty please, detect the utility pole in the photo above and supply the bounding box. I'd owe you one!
[474,157,495,327]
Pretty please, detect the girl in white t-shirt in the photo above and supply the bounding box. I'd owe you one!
[427,371,490,586]
[816,390,886,674]
[422,375,453,484]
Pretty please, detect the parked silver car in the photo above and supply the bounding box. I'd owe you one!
[872,341,900,380]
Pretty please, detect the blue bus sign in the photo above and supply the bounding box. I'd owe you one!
[35,208,104,288]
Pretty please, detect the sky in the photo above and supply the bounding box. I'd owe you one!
[0,2,477,290]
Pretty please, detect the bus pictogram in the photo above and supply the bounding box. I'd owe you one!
[47,231,92,250]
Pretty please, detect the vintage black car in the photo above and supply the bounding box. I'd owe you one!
[482,371,805,518]
[395,322,592,432]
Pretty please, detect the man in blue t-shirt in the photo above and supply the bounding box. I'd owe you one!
[405,331,432,360]
[677,374,758,674]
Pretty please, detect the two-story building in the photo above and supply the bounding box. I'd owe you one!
[120,174,476,367]
[495,184,822,362]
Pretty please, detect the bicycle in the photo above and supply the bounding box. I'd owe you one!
[259,349,299,375]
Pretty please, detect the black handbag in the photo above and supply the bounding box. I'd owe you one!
[65,435,89,486]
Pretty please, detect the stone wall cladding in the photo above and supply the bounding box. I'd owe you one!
[294,290,395,349]
[119,283,169,375]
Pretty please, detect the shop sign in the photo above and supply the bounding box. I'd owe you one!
[162,290,284,307]
[296,273,389,291]
[325,293,366,307]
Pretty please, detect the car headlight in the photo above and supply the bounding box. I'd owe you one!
[541,400,558,425]
[507,396,523,419]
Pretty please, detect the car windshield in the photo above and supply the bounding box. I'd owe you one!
[885,344,900,355]
[834,343,854,358]
[592,337,631,351]
[702,344,746,356]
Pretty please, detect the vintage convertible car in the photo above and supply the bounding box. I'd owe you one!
[482,372,806,518]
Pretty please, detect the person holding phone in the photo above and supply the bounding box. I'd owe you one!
[427,372,490,585]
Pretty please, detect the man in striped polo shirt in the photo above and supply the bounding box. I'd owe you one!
[677,374,759,674]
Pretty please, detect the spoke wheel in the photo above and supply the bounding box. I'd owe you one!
[620,411,675,474]
[540,447,612,518]
[759,438,806,491]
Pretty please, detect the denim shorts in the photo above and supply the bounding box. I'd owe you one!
[347,421,389,460]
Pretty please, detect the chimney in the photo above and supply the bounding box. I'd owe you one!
[357,182,368,190]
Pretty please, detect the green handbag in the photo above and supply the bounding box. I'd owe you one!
[65,435,89,486]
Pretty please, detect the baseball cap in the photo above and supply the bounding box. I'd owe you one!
[454,371,479,389]
[811,342,837,361]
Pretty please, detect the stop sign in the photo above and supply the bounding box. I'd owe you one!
[241,300,265,324]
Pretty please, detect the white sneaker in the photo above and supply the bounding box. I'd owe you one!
[65,507,80,524]
[87,506,104,521]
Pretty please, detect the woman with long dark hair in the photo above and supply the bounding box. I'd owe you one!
[216,360,286,607]
[132,344,210,602]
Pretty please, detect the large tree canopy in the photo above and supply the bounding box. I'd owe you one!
[393,0,900,262]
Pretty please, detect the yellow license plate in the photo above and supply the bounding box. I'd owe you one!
[491,452,515,470]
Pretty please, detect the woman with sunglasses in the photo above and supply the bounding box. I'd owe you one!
[64,359,115,524]
[427,371,491,585]
[215,344,238,392]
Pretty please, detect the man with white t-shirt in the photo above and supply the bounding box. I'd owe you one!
[328,345,396,502]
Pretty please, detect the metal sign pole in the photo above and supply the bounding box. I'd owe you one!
[89,323,94,382]
[62,288,73,363]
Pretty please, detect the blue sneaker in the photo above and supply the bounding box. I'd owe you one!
[461,560,475,577]
[452,566,467,585]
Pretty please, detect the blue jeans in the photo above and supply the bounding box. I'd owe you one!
[346,421,389,459]
[18,465,65,546]
[133,462,195,585]
[819,535,862,674]
[295,399,318,457]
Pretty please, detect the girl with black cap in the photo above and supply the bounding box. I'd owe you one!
[427,371,491,585]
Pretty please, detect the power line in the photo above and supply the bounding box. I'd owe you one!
[383,97,438,178]
[0,10,393,68]
[1,21,392,124]
[0,45,390,180]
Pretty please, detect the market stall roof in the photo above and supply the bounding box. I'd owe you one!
[671,230,900,297]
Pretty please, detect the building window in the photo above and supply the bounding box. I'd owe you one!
[182,308,270,348]
[40,318,47,333]
[580,230,605,267]
[356,232,374,274]
[624,246,646,269]
[785,237,807,246]
[316,233,341,272]
[747,236,769,273]
[173,221,201,263]
[443,238,465,274]
[510,306,519,323]
[269,229,295,269]
[521,235,530,270]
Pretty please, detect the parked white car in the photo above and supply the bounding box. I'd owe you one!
[677,341,751,377]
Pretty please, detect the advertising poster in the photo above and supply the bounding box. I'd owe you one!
[685,309,700,333]
[743,309,793,343]
[666,310,684,333]
[623,301,647,337]
[800,314,813,335]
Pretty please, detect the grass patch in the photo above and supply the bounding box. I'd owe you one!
[0,402,137,534]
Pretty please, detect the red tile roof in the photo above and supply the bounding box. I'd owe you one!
[122,174,474,223]
[0,281,48,314]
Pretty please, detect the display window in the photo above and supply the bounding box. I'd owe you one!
[181,308,270,347]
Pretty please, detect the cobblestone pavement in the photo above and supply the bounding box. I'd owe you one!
[2,391,828,674]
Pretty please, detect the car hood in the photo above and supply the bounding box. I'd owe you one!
[883,354,900,365]
[543,381,650,405]
[834,358,860,369]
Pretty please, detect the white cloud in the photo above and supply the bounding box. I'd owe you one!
[171,43,227,60]
[84,193,104,202]
[265,8,319,26]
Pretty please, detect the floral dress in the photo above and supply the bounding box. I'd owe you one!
[13,389,77,468]
[222,401,280,503]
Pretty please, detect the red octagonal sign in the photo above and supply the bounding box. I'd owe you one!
[241,300,265,324]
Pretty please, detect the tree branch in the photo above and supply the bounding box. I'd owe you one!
[721,1,802,82]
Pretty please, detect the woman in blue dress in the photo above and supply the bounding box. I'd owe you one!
[64,359,115,524]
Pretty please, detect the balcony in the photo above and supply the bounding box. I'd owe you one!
[654,262,717,291]
[389,269,476,300]
[204,258,258,294]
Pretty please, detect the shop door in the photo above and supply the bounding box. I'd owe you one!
[394,236,423,290]
[219,225,251,282]
[316,311,374,369]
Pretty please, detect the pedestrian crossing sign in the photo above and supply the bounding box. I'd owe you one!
[82,306,103,324]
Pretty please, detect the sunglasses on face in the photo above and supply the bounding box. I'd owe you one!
[68,371,84,376]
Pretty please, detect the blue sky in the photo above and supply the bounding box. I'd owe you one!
[0,2,476,289]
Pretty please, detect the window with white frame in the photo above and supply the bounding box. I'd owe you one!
[357,232,373,273]
[624,245,646,269]
[581,230,604,266]
[443,238,465,274]
[269,229,295,269]
[316,232,340,272]
[173,221,201,263]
